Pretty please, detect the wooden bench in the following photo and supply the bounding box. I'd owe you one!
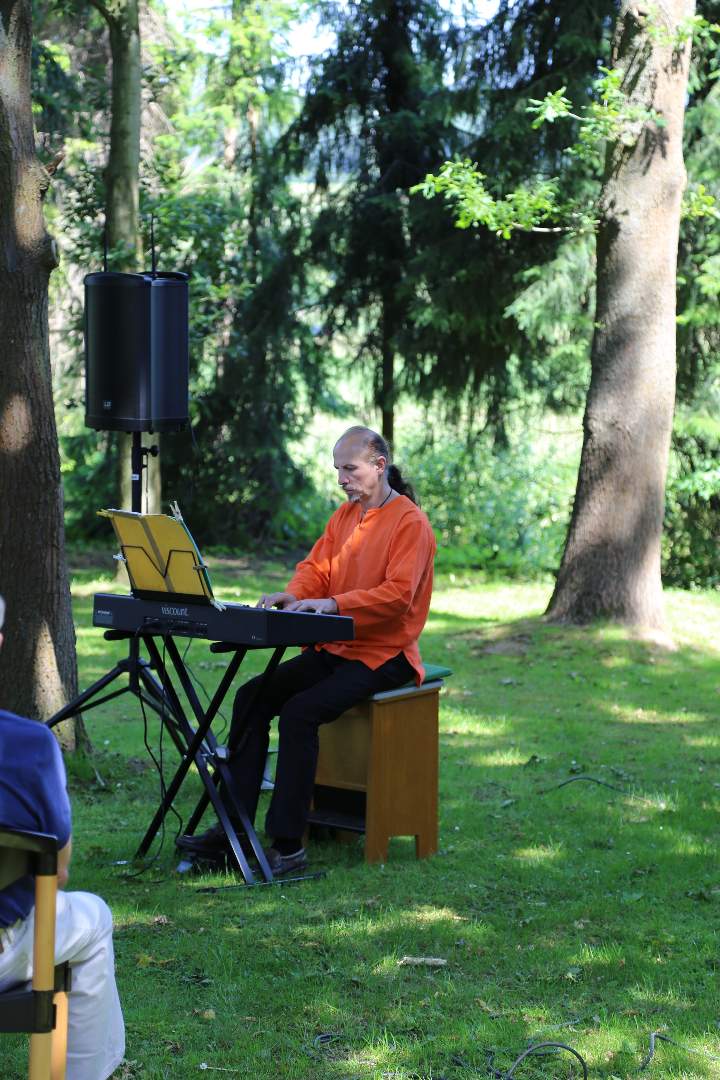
[307,664,452,862]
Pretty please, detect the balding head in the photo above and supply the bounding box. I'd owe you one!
[333,427,391,508]
[335,426,389,465]
[335,427,418,506]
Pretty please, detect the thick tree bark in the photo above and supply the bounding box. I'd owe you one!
[547,0,695,630]
[0,0,79,741]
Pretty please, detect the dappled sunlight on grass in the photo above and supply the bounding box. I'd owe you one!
[71,574,118,597]
[432,576,553,619]
[622,791,673,813]
[610,705,706,725]
[683,734,720,750]
[113,906,175,931]
[479,749,535,767]
[664,832,718,856]
[49,556,720,1079]
[441,712,507,738]
[626,982,699,1012]
[513,843,565,864]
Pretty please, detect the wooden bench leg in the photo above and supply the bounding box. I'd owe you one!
[415,830,437,859]
[364,829,389,863]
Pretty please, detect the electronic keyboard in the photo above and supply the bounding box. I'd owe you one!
[92,592,354,647]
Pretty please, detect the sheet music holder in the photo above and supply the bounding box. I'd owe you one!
[98,505,220,605]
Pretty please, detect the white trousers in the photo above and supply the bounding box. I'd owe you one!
[0,891,125,1080]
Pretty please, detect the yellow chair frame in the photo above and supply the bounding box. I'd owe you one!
[0,828,69,1080]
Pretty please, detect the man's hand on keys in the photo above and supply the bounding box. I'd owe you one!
[285,598,338,614]
[256,592,297,609]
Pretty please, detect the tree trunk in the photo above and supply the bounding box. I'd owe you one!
[118,432,161,514]
[546,0,694,630]
[0,0,79,744]
[380,319,395,449]
[94,0,162,515]
[109,4,162,516]
[105,0,141,266]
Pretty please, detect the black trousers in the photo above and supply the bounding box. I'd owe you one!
[227,647,416,840]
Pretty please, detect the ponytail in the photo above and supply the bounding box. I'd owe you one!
[387,463,417,505]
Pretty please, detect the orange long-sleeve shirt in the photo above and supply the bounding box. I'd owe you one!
[286,495,436,683]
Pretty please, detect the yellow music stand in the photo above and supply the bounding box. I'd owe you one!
[99,506,218,604]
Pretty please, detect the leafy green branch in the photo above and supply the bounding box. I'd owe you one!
[412,67,638,238]
[527,66,661,161]
[414,19,720,238]
[412,162,592,238]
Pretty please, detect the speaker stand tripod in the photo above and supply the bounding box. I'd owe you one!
[48,431,167,731]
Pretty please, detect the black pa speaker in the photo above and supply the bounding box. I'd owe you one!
[85,271,189,433]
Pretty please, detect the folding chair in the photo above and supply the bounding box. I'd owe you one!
[0,828,70,1080]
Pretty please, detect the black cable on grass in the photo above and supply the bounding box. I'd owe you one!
[539,774,660,806]
[639,1031,720,1071]
[540,775,627,795]
[486,1041,588,1079]
[313,1033,340,1048]
[485,1031,720,1077]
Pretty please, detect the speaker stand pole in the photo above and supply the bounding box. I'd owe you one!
[130,430,158,513]
[127,431,152,695]
[47,431,166,730]
[131,429,143,512]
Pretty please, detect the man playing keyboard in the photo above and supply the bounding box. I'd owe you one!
[177,425,436,873]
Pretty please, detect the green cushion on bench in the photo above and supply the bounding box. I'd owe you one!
[422,663,453,683]
[389,663,453,693]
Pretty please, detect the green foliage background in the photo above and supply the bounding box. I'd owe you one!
[31,0,720,588]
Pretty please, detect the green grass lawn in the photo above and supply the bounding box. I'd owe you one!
[3,559,720,1079]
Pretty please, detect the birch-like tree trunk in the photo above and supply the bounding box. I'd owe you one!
[105,2,141,266]
[92,0,161,515]
[0,0,79,741]
[547,0,695,631]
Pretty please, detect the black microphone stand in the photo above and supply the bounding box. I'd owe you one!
[47,432,168,730]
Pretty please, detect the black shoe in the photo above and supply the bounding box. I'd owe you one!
[265,846,308,875]
[176,822,246,856]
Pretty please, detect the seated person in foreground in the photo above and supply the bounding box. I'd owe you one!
[0,596,125,1080]
[178,425,436,873]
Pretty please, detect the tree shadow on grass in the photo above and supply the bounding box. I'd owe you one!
[61,589,720,1079]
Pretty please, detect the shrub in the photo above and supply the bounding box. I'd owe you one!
[663,412,720,589]
[404,430,577,578]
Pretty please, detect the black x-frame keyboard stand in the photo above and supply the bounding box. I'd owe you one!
[103,630,287,886]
